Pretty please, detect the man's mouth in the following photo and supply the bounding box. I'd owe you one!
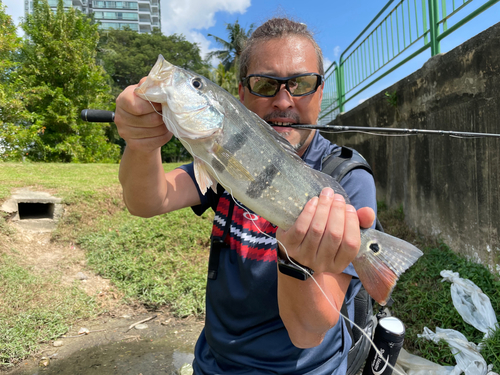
[267,122,298,131]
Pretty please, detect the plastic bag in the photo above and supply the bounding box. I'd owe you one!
[440,270,498,340]
[395,348,455,375]
[418,327,488,375]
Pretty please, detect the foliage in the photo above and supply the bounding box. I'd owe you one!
[208,63,239,98]
[207,20,254,74]
[379,205,500,371]
[385,90,398,108]
[0,3,36,160]
[97,28,210,97]
[10,0,120,162]
[0,2,21,83]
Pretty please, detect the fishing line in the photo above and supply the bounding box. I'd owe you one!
[139,90,404,375]
[319,129,490,140]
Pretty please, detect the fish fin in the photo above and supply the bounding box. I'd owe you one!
[194,157,214,195]
[212,143,255,182]
[353,229,423,305]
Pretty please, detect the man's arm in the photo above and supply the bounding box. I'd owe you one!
[276,188,375,348]
[115,80,201,217]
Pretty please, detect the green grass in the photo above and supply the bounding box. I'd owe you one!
[0,255,98,366]
[78,208,212,317]
[378,203,500,371]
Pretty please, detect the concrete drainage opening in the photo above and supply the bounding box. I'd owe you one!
[18,202,55,220]
[1,189,63,232]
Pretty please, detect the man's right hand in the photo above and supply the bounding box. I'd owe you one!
[115,77,172,153]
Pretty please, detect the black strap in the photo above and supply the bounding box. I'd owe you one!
[322,146,373,182]
[208,198,235,280]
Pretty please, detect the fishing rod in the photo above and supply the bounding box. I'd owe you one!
[290,124,500,138]
[80,109,500,138]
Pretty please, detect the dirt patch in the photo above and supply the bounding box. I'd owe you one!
[0,226,204,375]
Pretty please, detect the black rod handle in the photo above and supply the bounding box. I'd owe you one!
[81,109,115,122]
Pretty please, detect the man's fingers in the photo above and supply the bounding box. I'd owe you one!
[329,204,361,273]
[357,207,375,229]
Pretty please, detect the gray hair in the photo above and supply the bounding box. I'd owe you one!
[239,17,324,80]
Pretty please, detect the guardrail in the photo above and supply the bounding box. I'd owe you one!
[319,0,500,123]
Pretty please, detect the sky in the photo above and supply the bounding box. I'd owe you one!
[2,0,500,111]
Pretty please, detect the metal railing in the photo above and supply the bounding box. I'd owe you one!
[319,0,500,123]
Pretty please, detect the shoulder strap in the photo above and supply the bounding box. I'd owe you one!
[322,146,373,182]
[322,146,384,233]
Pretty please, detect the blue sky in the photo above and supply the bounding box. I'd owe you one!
[3,0,499,111]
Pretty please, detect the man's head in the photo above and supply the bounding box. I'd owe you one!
[238,18,325,156]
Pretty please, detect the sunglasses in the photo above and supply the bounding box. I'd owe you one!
[241,73,323,97]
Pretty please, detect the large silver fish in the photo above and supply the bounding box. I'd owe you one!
[135,55,423,305]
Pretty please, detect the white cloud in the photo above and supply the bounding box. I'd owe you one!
[333,45,341,58]
[161,0,251,58]
[323,57,333,73]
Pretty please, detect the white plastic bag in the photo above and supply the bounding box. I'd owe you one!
[418,327,487,375]
[395,348,454,375]
[440,270,498,340]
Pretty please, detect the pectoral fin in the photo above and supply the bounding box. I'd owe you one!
[212,143,254,182]
[194,157,214,195]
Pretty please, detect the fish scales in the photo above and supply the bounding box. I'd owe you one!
[135,55,424,306]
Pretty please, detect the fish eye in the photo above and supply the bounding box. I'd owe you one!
[191,78,203,89]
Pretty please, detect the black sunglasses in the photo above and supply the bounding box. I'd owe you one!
[241,73,323,97]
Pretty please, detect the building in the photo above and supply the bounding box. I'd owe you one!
[24,0,161,34]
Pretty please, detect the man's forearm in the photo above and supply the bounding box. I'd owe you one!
[119,146,168,217]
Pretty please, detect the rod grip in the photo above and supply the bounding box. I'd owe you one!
[80,109,115,122]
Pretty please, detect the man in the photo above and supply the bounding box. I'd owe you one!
[115,17,376,375]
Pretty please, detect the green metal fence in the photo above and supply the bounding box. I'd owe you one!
[319,0,500,123]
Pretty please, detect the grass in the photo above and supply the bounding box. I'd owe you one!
[78,208,213,317]
[0,255,98,366]
[0,162,499,371]
[377,202,500,371]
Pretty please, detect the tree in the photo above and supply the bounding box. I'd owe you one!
[97,27,209,162]
[208,63,239,98]
[97,28,210,97]
[206,20,254,72]
[0,2,40,161]
[14,0,120,162]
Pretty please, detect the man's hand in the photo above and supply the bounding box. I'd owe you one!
[276,187,375,275]
[115,77,171,153]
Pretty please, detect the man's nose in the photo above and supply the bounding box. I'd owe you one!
[271,84,294,110]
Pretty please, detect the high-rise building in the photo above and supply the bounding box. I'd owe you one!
[24,0,161,34]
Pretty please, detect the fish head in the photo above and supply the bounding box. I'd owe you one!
[135,55,224,140]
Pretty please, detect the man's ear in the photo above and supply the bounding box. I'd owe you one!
[318,82,324,112]
[238,82,245,104]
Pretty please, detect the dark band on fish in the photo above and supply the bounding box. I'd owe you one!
[221,132,248,154]
[246,164,279,199]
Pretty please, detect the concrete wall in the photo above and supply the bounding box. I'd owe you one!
[324,22,500,274]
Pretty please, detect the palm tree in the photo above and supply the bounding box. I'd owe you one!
[207,20,254,72]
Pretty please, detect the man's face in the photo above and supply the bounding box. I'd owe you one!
[239,36,324,156]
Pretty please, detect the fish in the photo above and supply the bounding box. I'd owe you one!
[134,55,423,305]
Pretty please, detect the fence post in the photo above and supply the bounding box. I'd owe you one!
[337,59,345,113]
[428,0,441,55]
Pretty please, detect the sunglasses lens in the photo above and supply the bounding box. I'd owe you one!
[247,75,320,97]
[290,76,318,95]
[249,77,279,96]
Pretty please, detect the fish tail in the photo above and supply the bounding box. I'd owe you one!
[352,229,423,306]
